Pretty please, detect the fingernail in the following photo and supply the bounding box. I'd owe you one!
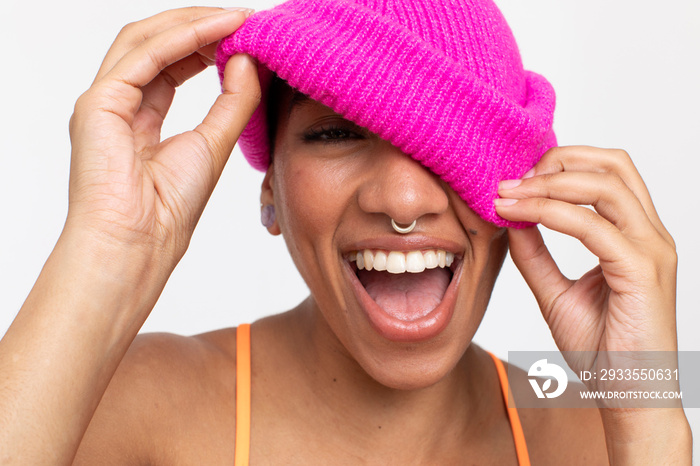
[226,53,256,76]
[499,179,522,190]
[522,168,536,179]
[224,7,255,17]
[494,198,518,207]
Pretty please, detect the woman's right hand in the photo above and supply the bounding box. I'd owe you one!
[0,10,259,464]
[66,7,260,268]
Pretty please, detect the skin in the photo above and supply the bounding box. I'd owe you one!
[0,7,691,465]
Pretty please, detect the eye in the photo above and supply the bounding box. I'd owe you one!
[302,124,365,145]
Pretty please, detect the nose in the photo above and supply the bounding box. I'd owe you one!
[357,141,448,225]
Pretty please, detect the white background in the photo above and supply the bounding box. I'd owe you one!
[1,0,698,456]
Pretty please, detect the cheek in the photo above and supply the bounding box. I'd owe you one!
[448,189,504,239]
[272,154,362,312]
[273,154,355,252]
[447,189,508,286]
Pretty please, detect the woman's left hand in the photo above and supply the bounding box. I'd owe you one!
[495,145,691,464]
[495,145,677,356]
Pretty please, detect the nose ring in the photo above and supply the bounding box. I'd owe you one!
[391,219,417,234]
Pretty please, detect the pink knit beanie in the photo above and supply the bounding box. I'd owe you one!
[216,0,556,227]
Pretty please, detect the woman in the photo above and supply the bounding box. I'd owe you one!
[0,1,692,464]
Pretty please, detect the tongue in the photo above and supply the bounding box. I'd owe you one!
[358,268,451,321]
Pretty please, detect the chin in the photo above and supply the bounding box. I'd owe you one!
[359,348,469,391]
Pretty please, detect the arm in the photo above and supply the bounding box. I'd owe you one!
[0,8,259,464]
[495,146,692,464]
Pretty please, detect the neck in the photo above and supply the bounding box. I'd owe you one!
[276,297,501,462]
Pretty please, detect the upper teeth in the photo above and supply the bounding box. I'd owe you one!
[350,249,454,274]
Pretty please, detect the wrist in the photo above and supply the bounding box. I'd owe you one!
[600,409,692,465]
[63,202,192,269]
[60,216,181,281]
[25,223,178,340]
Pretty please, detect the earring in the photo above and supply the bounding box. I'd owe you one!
[261,204,276,228]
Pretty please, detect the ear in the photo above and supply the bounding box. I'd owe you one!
[260,164,281,236]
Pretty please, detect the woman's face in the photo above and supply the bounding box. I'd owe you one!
[263,87,509,390]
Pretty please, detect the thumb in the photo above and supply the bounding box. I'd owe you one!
[194,53,261,179]
[508,226,572,320]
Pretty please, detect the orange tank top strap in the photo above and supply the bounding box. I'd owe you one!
[487,351,531,466]
[235,323,251,466]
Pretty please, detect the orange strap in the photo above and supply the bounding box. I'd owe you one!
[487,351,530,466]
[235,324,251,466]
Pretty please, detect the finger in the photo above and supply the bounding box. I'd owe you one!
[190,53,261,177]
[507,226,573,320]
[105,10,248,89]
[498,171,656,239]
[132,52,211,151]
[495,196,634,263]
[95,10,250,126]
[94,7,250,83]
[525,146,673,246]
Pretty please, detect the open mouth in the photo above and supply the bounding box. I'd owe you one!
[345,248,462,342]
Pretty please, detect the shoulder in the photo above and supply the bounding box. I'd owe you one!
[503,361,609,465]
[74,328,241,465]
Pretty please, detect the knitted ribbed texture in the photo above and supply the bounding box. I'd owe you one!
[216,0,556,227]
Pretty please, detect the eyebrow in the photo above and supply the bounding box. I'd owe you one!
[287,91,312,117]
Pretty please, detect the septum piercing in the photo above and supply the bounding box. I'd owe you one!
[391,219,417,234]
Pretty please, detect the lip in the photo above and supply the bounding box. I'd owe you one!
[342,247,464,343]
